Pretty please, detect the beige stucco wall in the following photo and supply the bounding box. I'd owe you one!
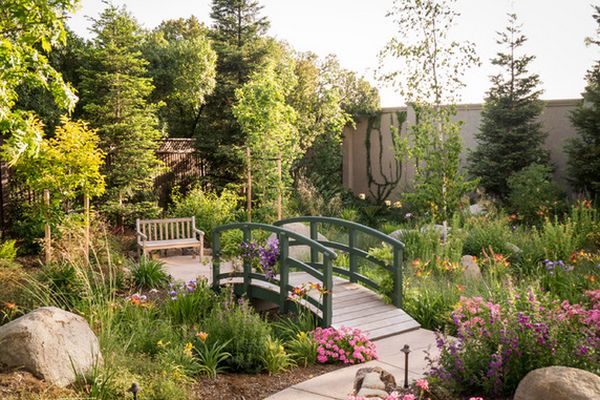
[342,99,580,200]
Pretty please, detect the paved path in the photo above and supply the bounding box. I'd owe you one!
[162,255,437,399]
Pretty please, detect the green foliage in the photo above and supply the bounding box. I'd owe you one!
[507,163,563,223]
[163,279,218,326]
[0,240,17,262]
[261,336,295,374]
[79,4,163,225]
[285,331,318,367]
[37,262,85,309]
[144,17,217,138]
[469,13,548,199]
[534,217,582,262]
[193,338,231,378]
[462,215,513,257]
[203,302,271,373]
[233,63,298,215]
[0,0,78,166]
[131,258,170,290]
[566,6,600,198]
[170,186,242,242]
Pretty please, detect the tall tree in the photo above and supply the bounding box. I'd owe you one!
[0,0,78,165]
[469,13,547,199]
[199,0,271,188]
[79,5,163,225]
[566,6,600,199]
[144,17,217,137]
[378,0,479,222]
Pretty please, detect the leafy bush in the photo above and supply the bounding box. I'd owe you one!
[37,262,85,309]
[535,216,582,261]
[507,163,563,223]
[286,331,318,367]
[163,279,218,325]
[462,216,513,257]
[261,336,295,374]
[170,186,242,242]
[431,288,600,398]
[313,326,377,365]
[131,258,170,289]
[0,240,17,262]
[193,333,231,378]
[202,302,271,373]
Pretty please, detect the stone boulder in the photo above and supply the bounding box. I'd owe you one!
[269,222,330,261]
[514,366,600,400]
[461,255,482,279]
[0,307,102,387]
[353,366,397,397]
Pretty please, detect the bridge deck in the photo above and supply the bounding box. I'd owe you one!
[162,257,419,340]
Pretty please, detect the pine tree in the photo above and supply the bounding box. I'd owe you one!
[566,6,600,199]
[79,5,163,224]
[199,0,271,188]
[469,13,547,199]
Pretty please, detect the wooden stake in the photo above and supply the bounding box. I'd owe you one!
[246,147,252,222]
[277,153,282,220]
[43,189,51,264]
[84,194,90,263]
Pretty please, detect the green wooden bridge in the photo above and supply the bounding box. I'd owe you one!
[211,217,419,340]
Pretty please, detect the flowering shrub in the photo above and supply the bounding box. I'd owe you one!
[241,236,280,279]
[430,288,600,397]
[346,377,485,400]
[313,326,377,365]
[163,279,217,325]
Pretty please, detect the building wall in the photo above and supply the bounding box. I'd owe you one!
[342,99,580,200]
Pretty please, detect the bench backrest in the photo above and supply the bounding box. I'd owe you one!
[137,217,196,241]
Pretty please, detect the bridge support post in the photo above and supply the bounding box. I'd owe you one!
[212,232,221,292]
[278,233,289,314]
[392,247,403,308]
[322,254,333,327]
[309,221,319,265]
[243,226,252,297]
[348,228,357,283]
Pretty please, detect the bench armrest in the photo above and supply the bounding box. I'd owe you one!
[136,230,148,241]
[193,228,205,237]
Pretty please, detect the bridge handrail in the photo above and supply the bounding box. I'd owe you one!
[274,216,405,249]
[274,216,405,308]
[212,222,335,326]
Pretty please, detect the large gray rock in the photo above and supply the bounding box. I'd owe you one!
[461,255,482,279]
[514,366,600,400]
[269,222,329,261]
[0,307,102,387]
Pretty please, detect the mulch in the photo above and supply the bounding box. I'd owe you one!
[191,363,341,400]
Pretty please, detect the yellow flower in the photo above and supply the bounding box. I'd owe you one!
[393,201,402,208]
[183,342,194,358]
[358,193,366,200]
[195,331,208,342]
[384,200,392,207]
[157,340,169,349]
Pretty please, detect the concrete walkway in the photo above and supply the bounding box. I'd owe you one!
[265,329,439,400]
[160,255,438,400]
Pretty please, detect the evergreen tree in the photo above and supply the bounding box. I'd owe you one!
[469,13,547,199]
[565,6,600,199]
[199,0,271,188]
[79,5,162,225]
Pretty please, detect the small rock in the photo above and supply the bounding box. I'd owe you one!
[353,367,396,394]
[0,307,102,387]
[389,229,409,241]
[361,372,386,390]
[514,366,600,400]
[505,242,522,255]
[356,387,390,398]
[468,203,486,216]
[461,255,481,279]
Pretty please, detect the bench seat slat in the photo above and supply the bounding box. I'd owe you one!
[143,238,201,249]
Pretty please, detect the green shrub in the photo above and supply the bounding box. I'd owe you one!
[131,258,170,289]
[163,279,218,326]
[193,336,231,378]
[203,303,271,373]
[37,262,85,310]
[462,216,513,257]
[535,216,582,261]
[262,336,295,374]
[170,186,242,242]
[0,240,17,262]
[286,331,318,367]
[507,163,564,223]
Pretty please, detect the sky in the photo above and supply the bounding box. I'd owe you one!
[67,0,599,108]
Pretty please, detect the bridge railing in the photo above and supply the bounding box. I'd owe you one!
[274,216,405,308]
[212,222,338,326]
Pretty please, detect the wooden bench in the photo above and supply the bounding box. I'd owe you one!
[136,217,204,260]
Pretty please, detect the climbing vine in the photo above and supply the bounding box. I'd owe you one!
[365,111,406,202]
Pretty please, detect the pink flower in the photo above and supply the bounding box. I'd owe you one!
[402,395,416,400]
[415,378,429,391]
[468,398,484,400]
